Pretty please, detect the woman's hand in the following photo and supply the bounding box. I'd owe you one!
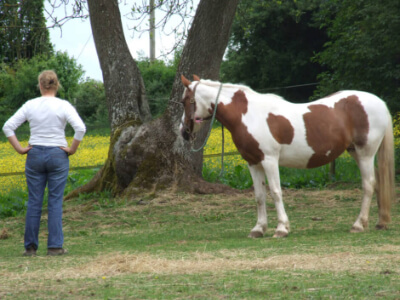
[60,138,81,156]
[60,146,74,156]
[7,135,32,154]
[18,145,33,154]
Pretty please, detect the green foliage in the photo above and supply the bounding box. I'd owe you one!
[137,54,179,117]
[0,51,84,106]
[52,52,84,100]
[203,155,361,190]
[0,168,100,218]
[204,164,253,190]
[221,0,327,102]
[0,188,27,218]
[313,0,400,111]
[72,78,108,124]
[0,0,53,63]
[0,51,84,123]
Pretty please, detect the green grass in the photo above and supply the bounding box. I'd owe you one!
[1,186,400,299]
[1,154,361,219]
[0,168,100,218]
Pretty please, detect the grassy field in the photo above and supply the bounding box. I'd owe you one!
[1,186,400,299]
[1,125,399,298]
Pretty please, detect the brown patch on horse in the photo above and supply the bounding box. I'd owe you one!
[212,90,264,165]
[267,113,294,145]
[334,96,369,147]
[304,95,369,168]
[180,82,197,139]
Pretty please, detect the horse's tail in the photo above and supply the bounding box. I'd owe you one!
[375,112,395,229]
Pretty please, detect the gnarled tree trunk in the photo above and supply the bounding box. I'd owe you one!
[65,0,240,199]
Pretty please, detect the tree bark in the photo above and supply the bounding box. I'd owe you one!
[87,0,151,134]
[65,0,239,199]
[168,0,240,176]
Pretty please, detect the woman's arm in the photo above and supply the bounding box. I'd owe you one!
[60,138,81,156]
[62,102,86,156]
[7,135,32,154]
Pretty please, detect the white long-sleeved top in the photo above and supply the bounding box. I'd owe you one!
[2,96,86,147]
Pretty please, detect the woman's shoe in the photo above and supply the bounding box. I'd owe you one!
[23,246,37,257]
[47,248,68,256]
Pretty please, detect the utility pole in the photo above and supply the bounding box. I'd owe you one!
[149,0,156,63]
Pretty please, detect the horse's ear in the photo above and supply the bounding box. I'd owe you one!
[193,74,201,82]
[181,75,191,88]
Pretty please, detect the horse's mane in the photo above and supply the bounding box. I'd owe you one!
[199,79,284,101]
[199,79,256,94]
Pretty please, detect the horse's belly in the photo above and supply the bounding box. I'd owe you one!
[278,146,314,169]
[278,144,344,169]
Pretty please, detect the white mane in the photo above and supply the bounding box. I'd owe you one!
[199,79,285,101]
[199,79,257,94]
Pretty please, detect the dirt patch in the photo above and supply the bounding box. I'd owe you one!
[4,247,399,282]
[0,228,9,239]
[79,251,398,276]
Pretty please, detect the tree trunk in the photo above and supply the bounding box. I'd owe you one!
[169,0,240,176]
[65,0,239,199]
[87,0,151,134]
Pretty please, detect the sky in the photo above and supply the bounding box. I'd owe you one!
[46,1,198,82]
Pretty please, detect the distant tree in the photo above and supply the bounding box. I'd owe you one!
[137,56,178,117]
[72,78,107,124]
[0,0,53,63]
[313,0,400,111]
[221,0,327,102]
[0,51,84,110]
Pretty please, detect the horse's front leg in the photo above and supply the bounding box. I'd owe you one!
[248,164,268,238]
[262,158,290,237]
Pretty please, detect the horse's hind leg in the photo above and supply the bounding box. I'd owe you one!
[248,164,268,238]
[348,150,376,232]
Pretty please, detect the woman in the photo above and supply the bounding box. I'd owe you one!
[2,70,86,256]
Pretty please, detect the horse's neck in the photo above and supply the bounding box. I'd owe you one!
[198,84,236,106]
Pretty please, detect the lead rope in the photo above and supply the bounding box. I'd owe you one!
[190,83,223,152]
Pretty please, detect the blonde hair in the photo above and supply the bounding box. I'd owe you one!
[38,70,60,93]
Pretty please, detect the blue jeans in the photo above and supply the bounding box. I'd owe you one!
[24,146,69,250]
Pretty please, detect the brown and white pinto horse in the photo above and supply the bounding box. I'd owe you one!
[180,75,395,238]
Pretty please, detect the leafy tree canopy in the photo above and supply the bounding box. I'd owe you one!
[0,51,84,117]
[0,0,53,63]
[137,51,180,117]
[221,0,327,102]
[313,0,400,111]
[72,78,107,125]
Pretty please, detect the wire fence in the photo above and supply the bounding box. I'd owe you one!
[0,151,241,177]
[0,164,105,177]
[0,81,321,180]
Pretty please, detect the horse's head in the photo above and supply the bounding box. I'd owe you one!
[180,74,208,141]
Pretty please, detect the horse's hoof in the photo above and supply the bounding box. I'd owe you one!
[273,231,288,238]
[248,231,264,238]
[350,226,364,233]
[375,224,388,230]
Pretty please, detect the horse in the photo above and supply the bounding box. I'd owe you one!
[179,75,395,238]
